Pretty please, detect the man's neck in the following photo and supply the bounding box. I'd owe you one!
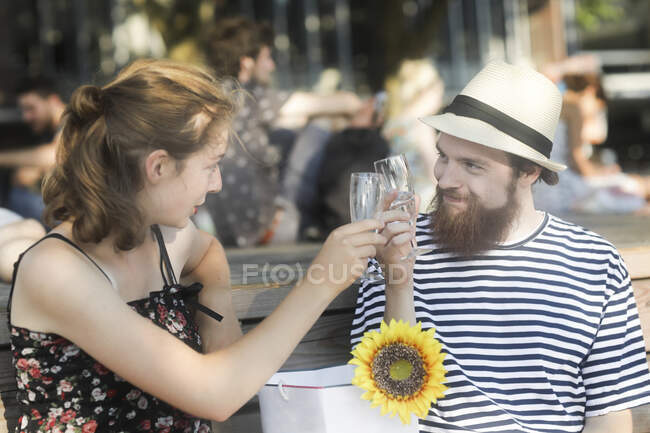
[504,193,545,244]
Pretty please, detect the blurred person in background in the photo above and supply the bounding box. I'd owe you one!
[0,208,45,282]
[536,57,650,214]
[307,96,389,240]
[0,77,63,282]
[202,16,361,247]
[292,59,444,240]
[0,76,65,222]
[382,58,444,212]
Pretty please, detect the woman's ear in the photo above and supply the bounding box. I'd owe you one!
[144,149,171,184]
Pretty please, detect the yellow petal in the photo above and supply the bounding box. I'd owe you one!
[350,320,447,424]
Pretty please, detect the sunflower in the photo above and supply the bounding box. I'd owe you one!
[349,319,447,424]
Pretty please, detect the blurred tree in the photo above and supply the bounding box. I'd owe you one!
[130,0,224,64]
[575,0,649,50]
[371,0,447,83]
[575,0,626,32]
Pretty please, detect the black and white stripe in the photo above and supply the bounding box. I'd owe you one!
[351,213,650,433]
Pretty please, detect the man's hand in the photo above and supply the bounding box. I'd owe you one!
[375,191,419,326]
[375,191,419,288]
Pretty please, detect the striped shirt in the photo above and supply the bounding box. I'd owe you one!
[350,213,650,432]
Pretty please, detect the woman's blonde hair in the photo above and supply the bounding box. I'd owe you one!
[385,59,442,119]
[43,59,236,250]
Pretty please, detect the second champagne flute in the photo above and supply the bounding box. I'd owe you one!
[374,154,432,259]
[349,172,383,282]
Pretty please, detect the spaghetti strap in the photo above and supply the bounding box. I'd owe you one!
[151,224,177,286]
[149,225,223,323]
[7,233,112,323]
[43,234,112,283]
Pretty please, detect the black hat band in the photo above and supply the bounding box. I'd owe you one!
[443,94,553,158]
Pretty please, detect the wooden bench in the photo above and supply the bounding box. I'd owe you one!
[0,214,649,432]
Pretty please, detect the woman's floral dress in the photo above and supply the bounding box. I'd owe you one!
[8,226,222,433]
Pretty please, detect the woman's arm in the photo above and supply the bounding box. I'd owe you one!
[181,228,243,352]
[11,219,385,421]
[563,100,596,177]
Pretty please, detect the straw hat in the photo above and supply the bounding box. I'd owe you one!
[421,61,566,171]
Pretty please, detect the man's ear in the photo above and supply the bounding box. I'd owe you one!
[518,164,543,187]
[144,149,172,184]
[238,56,255,82]
[47,94,62,105]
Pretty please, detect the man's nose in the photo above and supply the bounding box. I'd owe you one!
[436,163,462,190]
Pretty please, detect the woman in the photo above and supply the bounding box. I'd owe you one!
[534,72,650,214]
[7,59,387,432]
[382,58,444,212]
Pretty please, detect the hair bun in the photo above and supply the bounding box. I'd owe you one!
[69,85,104,122]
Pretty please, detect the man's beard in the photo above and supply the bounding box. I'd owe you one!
[429,181,519,257]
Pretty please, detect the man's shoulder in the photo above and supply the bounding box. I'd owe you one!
[416,212,432,228]
[542,213,621,256]
[415,213,434,238]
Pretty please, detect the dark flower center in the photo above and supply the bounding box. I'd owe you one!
[371,343,425,397]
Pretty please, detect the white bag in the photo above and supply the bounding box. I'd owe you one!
[259,364,420,433]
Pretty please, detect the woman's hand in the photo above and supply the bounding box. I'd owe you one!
[306,219,386,295]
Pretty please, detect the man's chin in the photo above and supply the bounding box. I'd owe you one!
[442,201,466,215]
[30,124,44,134]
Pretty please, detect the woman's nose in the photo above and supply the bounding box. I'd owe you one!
[208,170,222,194]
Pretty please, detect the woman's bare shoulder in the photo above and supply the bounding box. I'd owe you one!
[18,234,102,282]
[11,235,115,332]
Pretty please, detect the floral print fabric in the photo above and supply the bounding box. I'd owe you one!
[205,79,289,247]
[10,284,211,433]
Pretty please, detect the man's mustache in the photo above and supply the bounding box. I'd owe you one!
[437,188,468,201]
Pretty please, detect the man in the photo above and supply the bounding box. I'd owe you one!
[0,76,65,220]
[351,61,650,432]
[0,77,59,280]
[203,16,360,247]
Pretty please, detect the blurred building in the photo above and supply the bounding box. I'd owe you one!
[0,0,649,165]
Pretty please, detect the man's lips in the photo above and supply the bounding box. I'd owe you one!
[442,193,466,204]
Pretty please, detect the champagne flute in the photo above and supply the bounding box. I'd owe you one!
[373,154,432,259]
[349,172,383,282]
